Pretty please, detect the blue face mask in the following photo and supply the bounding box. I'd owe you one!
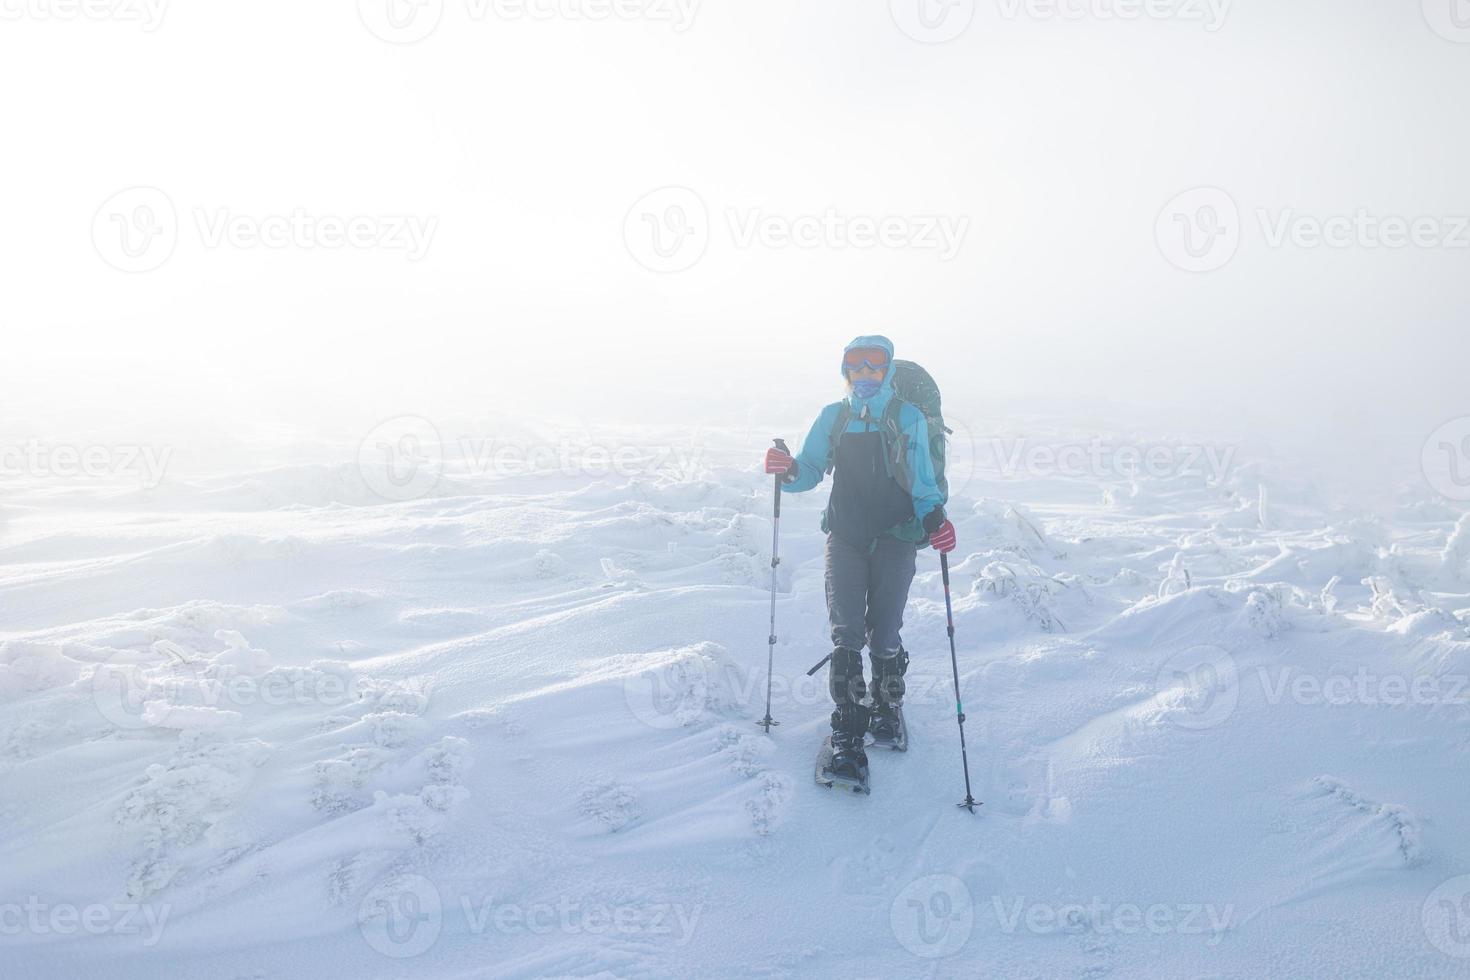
[851,378,881,399]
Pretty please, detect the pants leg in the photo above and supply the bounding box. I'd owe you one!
[865,534,918,657]
[824,534,869,652]
[824,534,870,743]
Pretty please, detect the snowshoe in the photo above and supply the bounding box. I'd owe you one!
[866,649,909,751]
[816,736,870,794]
[867,702,908,752]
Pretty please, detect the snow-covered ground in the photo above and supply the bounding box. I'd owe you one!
[3,413,1470,979]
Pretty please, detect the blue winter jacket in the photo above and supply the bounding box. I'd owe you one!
[782,336,945,542]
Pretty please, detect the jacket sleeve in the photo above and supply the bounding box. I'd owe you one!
[781,404,839,494]
[901,404,945,523]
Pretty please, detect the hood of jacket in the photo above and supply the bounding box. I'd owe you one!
[842,334,896,420]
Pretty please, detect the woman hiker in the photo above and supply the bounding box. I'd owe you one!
[763,335,957,790]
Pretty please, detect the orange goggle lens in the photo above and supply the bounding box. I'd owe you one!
[843,348,889,371]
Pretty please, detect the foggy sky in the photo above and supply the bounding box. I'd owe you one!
[3,0,1466,475]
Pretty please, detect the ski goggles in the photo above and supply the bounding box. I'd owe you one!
[842,347,890,372]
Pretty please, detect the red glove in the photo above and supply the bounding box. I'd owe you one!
[928,519,957,553]
[764,447,795,475]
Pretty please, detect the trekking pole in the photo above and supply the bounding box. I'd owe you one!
[758,439,789,733]
[941,552,981,812]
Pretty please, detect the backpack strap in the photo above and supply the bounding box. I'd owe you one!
[823,402,852,476]
[880,398,915,492]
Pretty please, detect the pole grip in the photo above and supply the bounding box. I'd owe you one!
[771,439,788,517]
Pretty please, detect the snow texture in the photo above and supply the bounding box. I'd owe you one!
[2,420,1468,978]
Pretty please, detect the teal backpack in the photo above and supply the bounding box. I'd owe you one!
[822,360,951,542]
